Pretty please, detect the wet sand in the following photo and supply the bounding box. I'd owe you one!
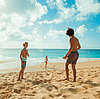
[0,61,12,64]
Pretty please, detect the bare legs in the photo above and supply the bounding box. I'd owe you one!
[72,64,76,82]
[21,68,25,79]
[65,62,69,80]
[45,62,47,68]
[65,62,77,82]
[18,67,25,80]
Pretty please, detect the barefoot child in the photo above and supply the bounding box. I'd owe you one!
[17,42,29,80]
[44,56,48,68]
[63,28,81,82]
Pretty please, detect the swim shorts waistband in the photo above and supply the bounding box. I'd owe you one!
[22,58,27,62]
[71,51,78,53]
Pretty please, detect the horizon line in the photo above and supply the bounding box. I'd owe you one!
[0,48,100,50]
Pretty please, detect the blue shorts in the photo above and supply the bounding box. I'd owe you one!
[21,61,26,68]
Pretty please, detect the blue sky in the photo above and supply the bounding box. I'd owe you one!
[0,0,100,49]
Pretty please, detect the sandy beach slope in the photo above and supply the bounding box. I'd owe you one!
[0,60,100,99]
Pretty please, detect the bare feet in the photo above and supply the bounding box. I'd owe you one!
[21,78,25,79]
[64,78,69,81]
[17,78,21,81]
[73,80,76,82]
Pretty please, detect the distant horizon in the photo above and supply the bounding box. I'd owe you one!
[0,47,100,50]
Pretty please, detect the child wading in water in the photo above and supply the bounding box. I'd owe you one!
[44,56,48,68]
[17,42,29,81]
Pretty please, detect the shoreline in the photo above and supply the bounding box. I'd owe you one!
[0,58,100,70]
[0,60,100,74]
[0,60,13,64]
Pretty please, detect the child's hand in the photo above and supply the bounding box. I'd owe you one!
[63,55,67,59]
[21,61,23,65]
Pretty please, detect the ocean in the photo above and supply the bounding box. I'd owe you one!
[0,49,100,69]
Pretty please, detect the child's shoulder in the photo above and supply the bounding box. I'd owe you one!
[26,49,28,52]
[21,49,24,52]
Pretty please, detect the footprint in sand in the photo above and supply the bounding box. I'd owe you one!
[13,89,21,94]
[32,80,43,85]
[33,93,54,99]
[84,80,100,87]
[93,91,100,99]
[39,83,58,92]
[60,86,85,95]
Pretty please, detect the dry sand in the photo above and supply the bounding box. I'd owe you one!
[0,60,100,99]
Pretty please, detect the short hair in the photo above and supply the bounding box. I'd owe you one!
[66,28,74,36]
[25,42,28,44]
[23,42,28,46]
[23,43,25,46]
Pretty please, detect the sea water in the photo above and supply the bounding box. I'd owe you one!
[0,49,100,69]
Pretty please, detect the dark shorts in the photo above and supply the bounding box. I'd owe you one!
[66,51,79,64]
[21,61,26,68]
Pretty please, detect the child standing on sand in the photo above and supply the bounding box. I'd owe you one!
[17,42,29,81]
[63,28,81,82]
[44,56,48,68]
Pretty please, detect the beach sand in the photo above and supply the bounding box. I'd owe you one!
[0,61,12,64]
[0,60,100,99]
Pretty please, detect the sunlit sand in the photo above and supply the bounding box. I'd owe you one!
[0,60,100,99]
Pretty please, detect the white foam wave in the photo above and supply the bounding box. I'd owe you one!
[0,58,100,69]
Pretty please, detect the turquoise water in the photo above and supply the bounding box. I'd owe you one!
[0,49,100,69]
[0,49,100,59]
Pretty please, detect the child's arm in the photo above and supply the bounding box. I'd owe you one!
[26,50,29,57]
[44,58,46,62]
[76,39,81,50]
[20,50,22,62]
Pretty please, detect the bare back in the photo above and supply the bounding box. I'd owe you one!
[69,36,81,51]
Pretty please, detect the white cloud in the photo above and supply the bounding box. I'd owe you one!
[0,32,7,42]
[40,0,100,24]
[0,0,35,14]
[32,28,42,41]
[0,0,5,7]
[0,26,43,48]
[40,0,76,24]
[46,29,65,39]
[97,25,100,33]
[76,16,86,21]
[46,0,56,9]
[0,0,48,24]
[29,2,48,24]
[76,25,87,36]
[10,14,26,28]
[39,19,62,24]
[0,0,48,48]
[75,0,100,21]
